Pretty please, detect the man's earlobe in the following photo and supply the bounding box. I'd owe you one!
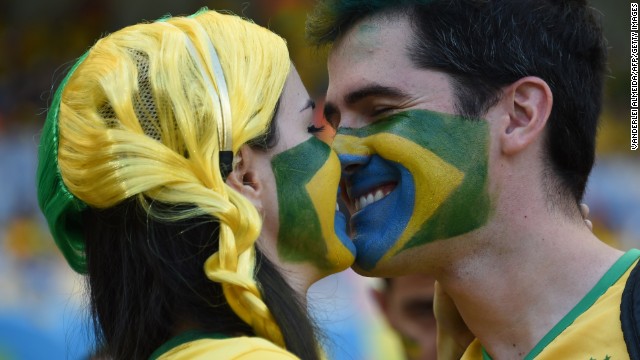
[226,145,263,210]
[501,77,553,155]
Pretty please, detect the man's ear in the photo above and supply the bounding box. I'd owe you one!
[500,77,553,156]
[226,145,264,212]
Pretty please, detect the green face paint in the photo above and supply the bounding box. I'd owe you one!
[356,23,379,46]
[271,136,355,273]
[334,109,492,270]
[337,23,382,63]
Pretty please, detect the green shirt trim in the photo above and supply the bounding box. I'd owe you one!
[482,248,640,360]
[482,347,492,360]
[149,330,228,360]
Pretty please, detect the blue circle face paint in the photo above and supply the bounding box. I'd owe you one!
[335,110,492,271]
[339,154,415,270]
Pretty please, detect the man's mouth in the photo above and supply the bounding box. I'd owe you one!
[350,182,397,212]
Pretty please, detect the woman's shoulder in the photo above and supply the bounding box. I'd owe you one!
[157,335,300,360]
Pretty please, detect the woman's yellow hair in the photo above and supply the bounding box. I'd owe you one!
[50,10,290,347]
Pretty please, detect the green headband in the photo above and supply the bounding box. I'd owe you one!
[37,52,90,274]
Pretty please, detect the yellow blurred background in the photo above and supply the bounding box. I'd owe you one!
[0,1,637,359]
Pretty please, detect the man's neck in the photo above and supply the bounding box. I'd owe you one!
[438,208,623,359]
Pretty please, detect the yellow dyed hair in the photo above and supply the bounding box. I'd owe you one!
[55,10,290,347]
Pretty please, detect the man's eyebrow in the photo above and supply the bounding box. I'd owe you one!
[345,84,411,105]
[300,99,316,112]
[323,84,410,128]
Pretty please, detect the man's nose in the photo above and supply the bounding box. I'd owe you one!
[338,154,370,176]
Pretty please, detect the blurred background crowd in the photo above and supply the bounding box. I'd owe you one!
[0,0,637,359]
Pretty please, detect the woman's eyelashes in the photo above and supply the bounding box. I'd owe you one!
[371,106,395,117]
[307,124,325,134]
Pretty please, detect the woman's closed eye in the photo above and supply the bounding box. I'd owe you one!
[307,124,325,134]
[371,106,396,117]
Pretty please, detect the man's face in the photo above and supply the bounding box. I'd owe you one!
[326,15,492,274]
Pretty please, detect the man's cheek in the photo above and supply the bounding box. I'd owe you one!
[379,110,492,252]
[335,110,492,271]
[364,133,464,257]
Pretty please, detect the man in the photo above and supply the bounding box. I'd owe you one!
[373,275,438,360]
[306,1,640,358]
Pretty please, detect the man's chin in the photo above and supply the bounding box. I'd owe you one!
[350,239,425,277]
[349,259,404,278]
[349,263,379,277]
[350,225,400,272]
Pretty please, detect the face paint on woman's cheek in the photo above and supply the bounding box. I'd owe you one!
[334,109,492,271]
[271,137,356,273]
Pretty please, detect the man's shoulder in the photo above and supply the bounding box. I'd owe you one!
[536,250,639,358]
[460,251,640,360]
[551,252,640,359]
[621,254,640,359]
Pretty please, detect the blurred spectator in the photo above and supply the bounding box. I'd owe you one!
[309,270,405,360]
[372,275,437,360]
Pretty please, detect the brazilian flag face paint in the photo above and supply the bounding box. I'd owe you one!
[334,109,492,271]
[271,136,356,274]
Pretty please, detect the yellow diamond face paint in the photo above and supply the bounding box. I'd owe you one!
[335,109,491,271]
[271,136,355,274]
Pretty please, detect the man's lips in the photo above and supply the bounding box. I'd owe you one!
[345,182,397,212]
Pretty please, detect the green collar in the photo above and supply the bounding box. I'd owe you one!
[482,248,640,360]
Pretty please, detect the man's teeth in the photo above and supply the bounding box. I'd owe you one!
[355,189,390,211]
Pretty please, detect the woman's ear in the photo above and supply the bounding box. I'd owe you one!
[500,76,553,156]
[226,145,264,211]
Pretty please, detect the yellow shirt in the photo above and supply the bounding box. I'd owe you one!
[462,249,640,360]
[152,332,300,360]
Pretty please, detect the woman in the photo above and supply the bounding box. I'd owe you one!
[37,9,355,359]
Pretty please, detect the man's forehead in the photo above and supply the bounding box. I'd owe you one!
[351,22,382,51]
[329,14,411,65]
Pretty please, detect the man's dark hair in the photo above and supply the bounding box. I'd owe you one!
[307,0,608,209]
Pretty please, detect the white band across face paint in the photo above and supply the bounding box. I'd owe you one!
[158,21,232,153]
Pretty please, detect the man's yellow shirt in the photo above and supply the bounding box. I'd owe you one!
[462,249,640,360]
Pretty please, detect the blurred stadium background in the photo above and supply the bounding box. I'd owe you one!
[0,1,637,359]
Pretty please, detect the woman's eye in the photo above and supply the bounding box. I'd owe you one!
[371,107,394,117]
[307,124,325,134]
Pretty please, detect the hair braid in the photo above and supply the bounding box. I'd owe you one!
[169,14,288,346]
[52,9,291,351]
